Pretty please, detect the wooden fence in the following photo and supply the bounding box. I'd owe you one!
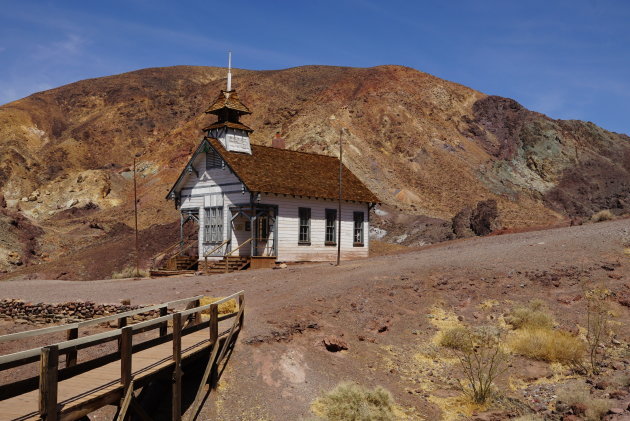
[0,292,245,420]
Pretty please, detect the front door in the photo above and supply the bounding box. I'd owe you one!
[255,208,276,257]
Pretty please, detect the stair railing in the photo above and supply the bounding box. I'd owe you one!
[224,238,253,273]
[151,238,197,271]
[202,239,231,272]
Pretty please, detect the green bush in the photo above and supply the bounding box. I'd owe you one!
[311,382,396,421]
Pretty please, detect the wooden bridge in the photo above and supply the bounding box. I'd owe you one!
[0,292,244,420]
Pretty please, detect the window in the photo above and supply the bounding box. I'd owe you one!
[204,207,223,243]
[353,212,365,246]
[206,149,222,170]
[325,209,337,245]
[298,208,311,244]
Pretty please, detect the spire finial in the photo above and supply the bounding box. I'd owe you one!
[227,51,232,92]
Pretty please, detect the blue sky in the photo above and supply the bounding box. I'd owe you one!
[1,0,629,134]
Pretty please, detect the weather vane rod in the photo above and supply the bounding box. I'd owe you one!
[227,51,232,91]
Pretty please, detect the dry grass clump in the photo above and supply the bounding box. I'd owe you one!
[591,209,614,222]
[505,300,554,330]
[199,296,237,315]
[506,300,585,365]
[311,382,396,421]
[111,266,149,279]
[509,328,585,365]
[512,415,544,421]
[557,383,611,421]
[439,327,471,351]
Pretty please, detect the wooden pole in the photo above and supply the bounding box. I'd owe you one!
[209,304,219,389]
[120,326,133,390]
[133,156,140,278]
[159,306,168,337]
[66,327,78,368]
[337,128,343,266]
[172,313,183,421]
[39,345,59,421]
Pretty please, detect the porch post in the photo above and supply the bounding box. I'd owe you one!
[179,212,184,253]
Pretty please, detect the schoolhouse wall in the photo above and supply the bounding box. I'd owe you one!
[259,193,369,262]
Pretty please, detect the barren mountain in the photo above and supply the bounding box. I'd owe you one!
[0,65,628,279]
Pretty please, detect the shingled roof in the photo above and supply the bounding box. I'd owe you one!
[205,90,251,114]
[207,138,379,203]
[202,121,253,132]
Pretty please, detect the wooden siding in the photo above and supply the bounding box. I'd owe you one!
[259,194,369,261]
[177,150,371,262]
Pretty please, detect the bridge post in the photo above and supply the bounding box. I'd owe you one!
[172,312,183,421]
[120,326,133,390]
[238,293,245,329]
[159,306,168,337]
[39,345,59,421]
[66,327,78,368]
[209,304,219,389]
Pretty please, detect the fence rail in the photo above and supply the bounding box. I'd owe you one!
[0,291,245,421]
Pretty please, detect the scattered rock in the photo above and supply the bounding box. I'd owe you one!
[571,402,587,416]
[323,336,348,352]
[66,198,79,208]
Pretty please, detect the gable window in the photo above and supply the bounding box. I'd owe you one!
[206,149,223,170]
[353,212,365,246]
[325,209,337,245]
[204,206,223,243]
[298,208,311,245]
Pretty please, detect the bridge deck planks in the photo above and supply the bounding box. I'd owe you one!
[0,329,210,420]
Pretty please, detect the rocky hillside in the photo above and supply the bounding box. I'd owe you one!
[0,65,628,279]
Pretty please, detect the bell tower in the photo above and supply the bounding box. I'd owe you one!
[203,52,253,154]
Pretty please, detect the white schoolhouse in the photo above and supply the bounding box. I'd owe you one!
[165,73,378,272]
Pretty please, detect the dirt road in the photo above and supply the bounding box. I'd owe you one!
[1,219,629,420]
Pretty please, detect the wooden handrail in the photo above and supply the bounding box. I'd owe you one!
[0,293,243,366]
[0,295,204,344]
[202,239,230,258]
[226,238,252,257]
[0,292,245,420]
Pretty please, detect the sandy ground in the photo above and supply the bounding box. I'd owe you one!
[1,218,629,420]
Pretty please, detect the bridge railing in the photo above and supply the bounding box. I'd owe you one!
[0,291,245,421]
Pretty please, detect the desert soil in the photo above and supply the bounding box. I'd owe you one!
[1,219,629,420]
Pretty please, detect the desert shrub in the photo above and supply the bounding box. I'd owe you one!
[439,327,472,351]
[199,296,237,316]
[558,384,611,421]
[591,209,614,222]
[111,266,149,279]
[512,415,544,421]
[505,300,554,330]
[447,326,508,404]
[585,288,613,374]
[311,382,396,421]
[510,328,585,365]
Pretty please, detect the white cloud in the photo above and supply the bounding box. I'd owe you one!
[32,33,86,61]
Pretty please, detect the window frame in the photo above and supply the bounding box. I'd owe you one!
[353,211,365,247]
[298,207,311,245]
[325,209,337,246]
[204,206,224,244]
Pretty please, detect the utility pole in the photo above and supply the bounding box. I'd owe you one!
[337,128,343,266]
[133,154,140,278]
